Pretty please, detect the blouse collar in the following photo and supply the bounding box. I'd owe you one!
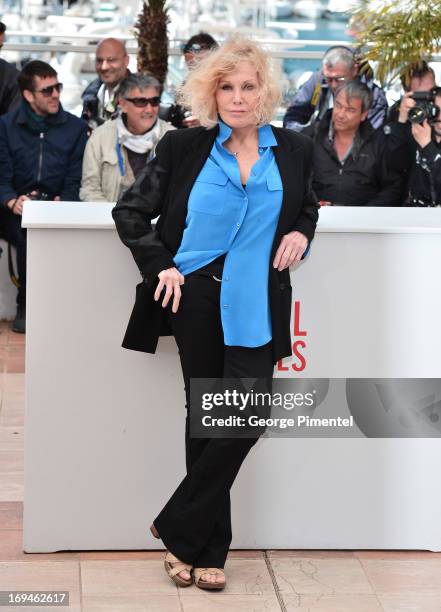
[217,117,277,149]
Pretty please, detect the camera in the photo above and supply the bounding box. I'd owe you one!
[81,99,112,130]
[26,190,51,201]
[159,103,189,128]
[408,89,440,124]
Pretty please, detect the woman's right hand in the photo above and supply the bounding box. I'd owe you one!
[154,267,185,313]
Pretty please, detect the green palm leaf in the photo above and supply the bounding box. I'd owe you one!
[353,0,441,87]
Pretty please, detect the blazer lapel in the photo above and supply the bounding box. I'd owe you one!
[166,126,219,253]
[272,127,304,245]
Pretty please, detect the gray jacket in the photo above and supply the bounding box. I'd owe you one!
[80,118,174,202]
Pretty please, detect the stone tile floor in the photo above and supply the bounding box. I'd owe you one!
[0,322,440,611]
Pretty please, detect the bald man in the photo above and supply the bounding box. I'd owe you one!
[81,38,130,129]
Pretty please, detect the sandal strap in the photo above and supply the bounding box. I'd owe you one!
[194,567,225,578]
[168,563,192,577]
[165,552,192,577]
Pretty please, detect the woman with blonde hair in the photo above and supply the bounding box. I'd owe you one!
[113,37,318,590]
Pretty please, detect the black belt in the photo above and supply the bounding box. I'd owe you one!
[186,254,226,281]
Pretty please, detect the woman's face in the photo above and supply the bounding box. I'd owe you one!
[118,86,160,135]
[215,61,260,129]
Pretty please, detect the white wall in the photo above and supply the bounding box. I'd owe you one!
[21,204,441,552]
[0,239,18,320]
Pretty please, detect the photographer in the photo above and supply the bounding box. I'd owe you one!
[386,62,436,125]
[283,45,388,133]
[0,60,88,333]
[387,86,441,207]
[81,38,130,130]
[159,32,218,129]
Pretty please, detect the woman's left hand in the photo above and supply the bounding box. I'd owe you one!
[273,231,308,271]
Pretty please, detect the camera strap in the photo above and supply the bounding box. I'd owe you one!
[7,244,19,288]
[311,79,322,108]
[429,173,438,206]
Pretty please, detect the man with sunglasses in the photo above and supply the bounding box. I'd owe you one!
[0,60,88,333]
[283,45,388,133]
[81,38,130,130]
[160,32,218,129]
[81,73,174,202]
[181,33,218,69]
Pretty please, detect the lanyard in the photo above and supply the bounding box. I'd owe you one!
[115,141,125,176]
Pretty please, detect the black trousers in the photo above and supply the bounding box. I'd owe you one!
[0,207,26,306]
[153,262,274,568]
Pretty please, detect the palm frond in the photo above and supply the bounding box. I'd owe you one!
[352,0,441,87]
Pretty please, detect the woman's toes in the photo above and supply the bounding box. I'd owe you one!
[198,570,225,584]
[178,569,191,580]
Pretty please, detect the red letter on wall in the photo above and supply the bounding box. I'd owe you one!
[292,341,306,372]
[277,359,289,371]
[293,301,307,337]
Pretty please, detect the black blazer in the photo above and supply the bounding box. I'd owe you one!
[112,124,319,364]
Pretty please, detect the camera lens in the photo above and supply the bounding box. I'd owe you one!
[408,106,427,124]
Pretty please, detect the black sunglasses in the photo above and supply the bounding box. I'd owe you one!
[181,43,211,54]
[33,82,63,97]
[124,96,161,108]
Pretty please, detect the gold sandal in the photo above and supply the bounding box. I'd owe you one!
[164,551,193,587]
[193,567,226,590]
[151,524,193,587]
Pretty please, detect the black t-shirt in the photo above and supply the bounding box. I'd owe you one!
[125,148,150,179]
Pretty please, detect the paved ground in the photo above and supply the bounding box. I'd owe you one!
[1,322,440,611]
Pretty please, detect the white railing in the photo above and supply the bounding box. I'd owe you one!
[1,41,338,59]
[2,39,440,120]
[3,37,441,61]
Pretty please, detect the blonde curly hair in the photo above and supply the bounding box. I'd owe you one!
[177,36,281,128]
